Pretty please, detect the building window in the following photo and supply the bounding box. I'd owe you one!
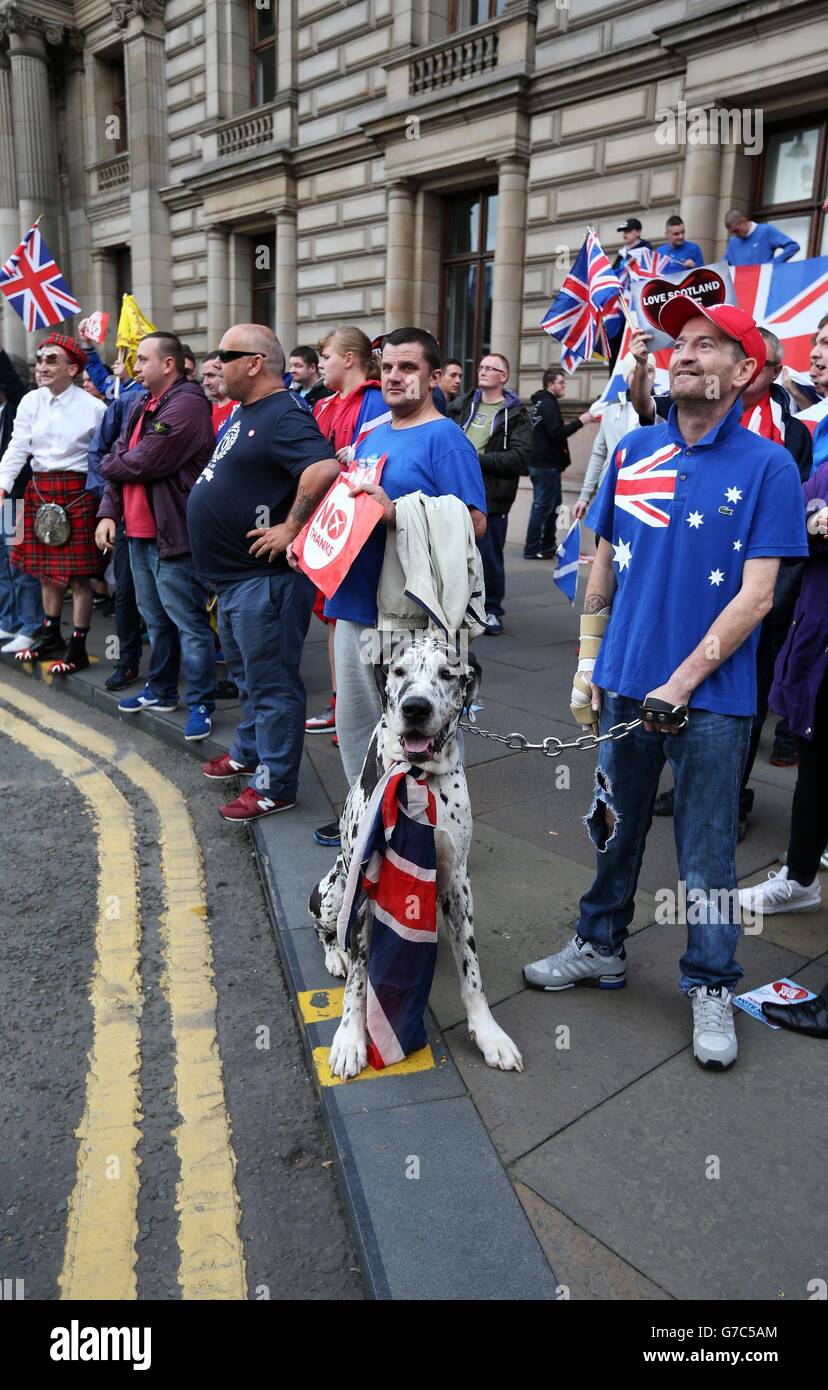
[113,246,132,303]
[449,0,506,33]
[250,0,277,107]
[753,119,828,258]
[251,231,276,327]
[440,190,497,387]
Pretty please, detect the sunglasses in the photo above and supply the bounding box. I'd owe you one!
[214,349,263,363]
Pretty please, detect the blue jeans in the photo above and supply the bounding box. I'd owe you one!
[578,691,752,993]
[524,467,561,557]
[0,535,42,636]
[217,570,315,800]
[477,512,508,617]
[128,539,215,710]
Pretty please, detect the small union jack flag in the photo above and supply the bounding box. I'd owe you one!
[540,230,624,372]
[0,222,81,331]
[620,246,681,291]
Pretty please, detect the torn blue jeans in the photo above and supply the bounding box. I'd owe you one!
[576,691,752,993]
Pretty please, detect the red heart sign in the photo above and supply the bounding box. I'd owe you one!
[771,980,809,1002]
[639,268,729,331]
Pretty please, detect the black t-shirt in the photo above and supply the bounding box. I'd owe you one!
[187,390,335,585]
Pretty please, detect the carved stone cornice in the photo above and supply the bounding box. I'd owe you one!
[0,5,65,45]
[110,0,166,29]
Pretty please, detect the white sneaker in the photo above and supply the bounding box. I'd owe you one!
[690,985,737,1069]
[524,934,626,991]
[1,632,34,654]
[738,865,822,917]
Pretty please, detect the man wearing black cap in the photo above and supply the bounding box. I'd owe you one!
[524,297,808,1073]
[612,217,653,274]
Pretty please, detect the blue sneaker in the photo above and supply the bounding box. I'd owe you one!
[184,705,213,741]
[119,684,179,714]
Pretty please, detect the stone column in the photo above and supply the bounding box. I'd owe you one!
[274,207,297,355]
[384,180,416,330]
[206,225,232,348]
[490,156,529,378]
[119,3,171,324]
[90,248,119,359]
[7,21,60,254]
[680,114,723,263]
[0,53,25,359]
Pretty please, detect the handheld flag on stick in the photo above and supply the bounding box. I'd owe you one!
[553,520,582,605]
[0,221,81,331]
[116,293,156,375]
[540,229,625,372]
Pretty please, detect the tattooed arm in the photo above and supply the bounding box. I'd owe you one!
[571,539,616,725]
[247,456,341,561]
[584,538,616,614]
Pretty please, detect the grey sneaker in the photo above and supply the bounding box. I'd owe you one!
[523,934,626,991]
[690,985,737,1070]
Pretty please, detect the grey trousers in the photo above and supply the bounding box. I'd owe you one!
[333,619,383,786]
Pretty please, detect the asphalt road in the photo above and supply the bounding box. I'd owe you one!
[0,667,363,1301]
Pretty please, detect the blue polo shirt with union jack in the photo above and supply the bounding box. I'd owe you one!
[586,398,808,716]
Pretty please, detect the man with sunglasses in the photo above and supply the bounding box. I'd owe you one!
[189,325,340,822]
[0,333,105,672]
[95,331,217,740]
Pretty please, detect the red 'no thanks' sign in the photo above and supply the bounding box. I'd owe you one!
[293,454,387,598]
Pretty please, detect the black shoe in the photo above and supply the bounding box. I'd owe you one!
[762,993,828,1038]
[737,810,748,843]
[214,678,239,700]
[13,626,64,662]
[483,613,503,636]
[653,787,675,816]
[313,820,341,847]
[105,665,140,692]
[50,635,90,675]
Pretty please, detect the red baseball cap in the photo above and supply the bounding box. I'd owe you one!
[657,296,766,383]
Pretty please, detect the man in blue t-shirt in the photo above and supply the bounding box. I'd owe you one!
[724,209,800,265]
[655,215,704,269]
[187,323,340,824]
[524,299,807,1072]
[322,326,487,786]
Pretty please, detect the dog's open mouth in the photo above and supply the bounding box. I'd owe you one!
[401,730,447,762]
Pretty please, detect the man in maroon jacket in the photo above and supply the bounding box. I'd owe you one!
[95,331,218,742]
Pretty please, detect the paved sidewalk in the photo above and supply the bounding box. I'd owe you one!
[8,541,827,1300]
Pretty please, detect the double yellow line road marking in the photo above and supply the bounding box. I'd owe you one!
[0,680,246,1300]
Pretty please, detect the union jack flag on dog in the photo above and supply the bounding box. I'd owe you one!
[0,221,81,331]
[337,762,438,1069]
[540,230,624,371]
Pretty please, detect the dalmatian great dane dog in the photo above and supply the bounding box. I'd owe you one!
[309,631,524,1080]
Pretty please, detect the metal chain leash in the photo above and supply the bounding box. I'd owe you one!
[458,717,645,757]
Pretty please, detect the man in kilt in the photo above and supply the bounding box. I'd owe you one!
[0,333,106,673]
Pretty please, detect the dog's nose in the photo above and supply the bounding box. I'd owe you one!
[401,696,432,723]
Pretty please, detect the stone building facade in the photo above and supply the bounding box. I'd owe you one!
[0,0,826,401]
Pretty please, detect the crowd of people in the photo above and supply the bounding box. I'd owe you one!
[0,203,826,1065]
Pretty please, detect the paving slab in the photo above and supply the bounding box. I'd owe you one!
[442,923,806,1165]
[736,866,828,960]
[331,1097,558,1300]
[514,1181,673,1301]
[511,1007,828,1300]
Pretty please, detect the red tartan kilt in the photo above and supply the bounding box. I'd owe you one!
[11,472,106,586]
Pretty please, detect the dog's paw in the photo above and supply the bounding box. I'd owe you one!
[469,1023,524,1073]
[323,941,350,979]
[329,1020,368,1079]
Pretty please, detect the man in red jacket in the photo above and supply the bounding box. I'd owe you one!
[95,331,218,742]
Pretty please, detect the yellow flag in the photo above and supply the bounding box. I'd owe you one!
[115,293,156,373]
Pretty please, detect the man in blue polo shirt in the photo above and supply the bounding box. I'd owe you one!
[724,209,800,265]
[322,326,487,787]
[524,300,807,1071]
[656,214,704,269]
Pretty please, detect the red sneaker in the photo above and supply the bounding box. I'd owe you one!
[305,696,336,734]
[219,786,296,822]
[202,753,258,780]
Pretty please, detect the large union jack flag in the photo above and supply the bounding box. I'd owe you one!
[731,256,828,374]
[0,222,80,331]
[614,441,682,527]
[541,230,624,372]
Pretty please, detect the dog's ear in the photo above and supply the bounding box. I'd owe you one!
[372,660,390,710]
[463,654,482,713]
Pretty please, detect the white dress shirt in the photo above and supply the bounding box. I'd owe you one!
[0,385,105,494]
